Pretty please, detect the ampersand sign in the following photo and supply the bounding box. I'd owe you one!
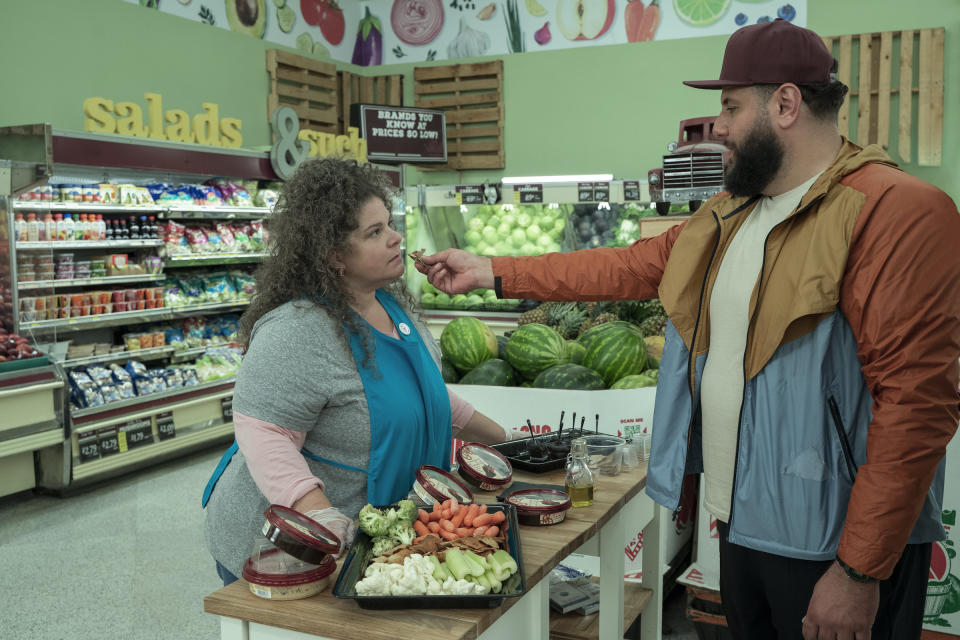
[270,106,310,181]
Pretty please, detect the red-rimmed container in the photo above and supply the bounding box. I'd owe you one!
[504,489,572,526]
[413,465,473,505]
[242,548,337,601]
[455,443,513,492]
[260,504,341,565]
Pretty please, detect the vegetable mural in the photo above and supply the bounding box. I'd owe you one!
[128,0,805,66]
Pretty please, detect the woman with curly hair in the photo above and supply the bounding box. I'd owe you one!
[202,158,506,585]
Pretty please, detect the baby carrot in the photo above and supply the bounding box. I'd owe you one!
[428,509,443,522]
[472,513,494,528]
[478,504,488,514]
[413,535,427,544]
[413,520,430,536]
[432,501,441,513]
[449,498,460,514]
[438,529,459,541]
[450,508,467,528]
[455,527,474,537]
[440,519,455,532]
[473,526,487,536]
[484,525,500,537]
[441,509,451,520]
[418,509,430,524]
[427,521,441,533]
[489,511,506,524]
[463,503,480,527]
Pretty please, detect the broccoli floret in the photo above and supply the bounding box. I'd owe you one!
[395,499,418,523]
[383,507,399,527]
[358,504,391,537]
[370,536,398,557]
[389,520,417,546]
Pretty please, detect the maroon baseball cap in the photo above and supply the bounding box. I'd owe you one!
[684,18,836,89]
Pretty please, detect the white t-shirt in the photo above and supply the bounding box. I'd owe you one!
[700,174,820,522]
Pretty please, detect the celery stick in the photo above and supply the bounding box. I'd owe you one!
[484,568,502,593]
[492,549,518,575]
[444,549,471,581]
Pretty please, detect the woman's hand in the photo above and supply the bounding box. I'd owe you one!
[304,506,357,557]
[457,410,509,444]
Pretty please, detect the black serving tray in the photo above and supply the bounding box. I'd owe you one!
[490,431,590,473]
[332,503,526,609]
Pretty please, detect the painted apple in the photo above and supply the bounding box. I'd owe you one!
[556,0,615,41]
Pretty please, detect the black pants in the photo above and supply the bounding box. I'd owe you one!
[717,521,931,640]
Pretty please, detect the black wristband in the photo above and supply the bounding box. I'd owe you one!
[836,557,879,583]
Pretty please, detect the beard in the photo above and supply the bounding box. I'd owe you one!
[723,114,785,197]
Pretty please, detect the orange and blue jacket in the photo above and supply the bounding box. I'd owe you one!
[493,140,960,579]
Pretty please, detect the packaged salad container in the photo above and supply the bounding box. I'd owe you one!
[503,489,572,526]
[259,504,341,565]
[455,443,513,492]
[412,465,473,505]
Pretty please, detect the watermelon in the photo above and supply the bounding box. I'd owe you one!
[440,317,498,372]
[582,324,648,387]
[496,334,509,361]
[610,372,658,389]
[505,323,565,379]
[459,359,516,386]
[533,363,606,390]
[577,321,642,351]
[440,358,459,383]
[562,340,586,365]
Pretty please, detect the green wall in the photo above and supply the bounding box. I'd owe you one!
[1,0,956,200]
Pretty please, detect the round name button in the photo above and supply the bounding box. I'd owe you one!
[398,322,411,335]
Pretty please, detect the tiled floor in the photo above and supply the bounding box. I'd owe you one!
[0,446,702,639]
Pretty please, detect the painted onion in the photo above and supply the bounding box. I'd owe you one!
[391,0,445,46]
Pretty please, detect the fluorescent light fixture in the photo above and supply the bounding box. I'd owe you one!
[501,174,614,184]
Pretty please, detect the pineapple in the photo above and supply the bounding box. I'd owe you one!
[639,314,667,337]
[590,312,618,328]
[517,303,549,326]
[545,302,576,326]
[546,302,587,339]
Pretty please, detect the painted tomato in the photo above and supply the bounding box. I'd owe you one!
[301,0,345,45]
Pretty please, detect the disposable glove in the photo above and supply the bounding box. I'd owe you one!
[305,506,357,558]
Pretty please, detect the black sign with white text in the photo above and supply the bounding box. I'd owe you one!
[352,104,447,164]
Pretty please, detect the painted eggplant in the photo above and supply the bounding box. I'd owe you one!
[352,7,383,66]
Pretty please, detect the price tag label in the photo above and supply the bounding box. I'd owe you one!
[157,411,176,441]
[455,185,484,205]
[623,180,641,201]
[119,418,153,451]
[593,182,610,202]
[578,182,595,202]
[513,184,543,204]
[98,427,120,457]
[78,433,100,463]
[221,396,234,423]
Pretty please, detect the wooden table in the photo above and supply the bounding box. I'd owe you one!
[204,463,664,640]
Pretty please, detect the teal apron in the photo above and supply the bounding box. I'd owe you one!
[202,290,452,508]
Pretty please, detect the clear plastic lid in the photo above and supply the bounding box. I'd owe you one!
[242,545,337,587]
[455,443,513,486]
[414,465,474,504]
[504,489,572,515]
[261,505,340,565]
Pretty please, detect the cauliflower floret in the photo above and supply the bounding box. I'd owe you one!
[440,576,488,595]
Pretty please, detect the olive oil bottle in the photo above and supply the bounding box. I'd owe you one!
[564,437,595,507]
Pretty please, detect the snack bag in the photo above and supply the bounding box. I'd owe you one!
[162,280,190,307]
[232,224,253,253]
[230,271,256,299]
[255,188,280,210]
[185,226,209,254]
[216,223,237,253]
[249,220,266,252]
[203,226,224,253]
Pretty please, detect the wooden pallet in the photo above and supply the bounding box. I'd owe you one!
[413,60,504,170]
[822,27,943,166]
[338,72,404,134]
[266,49,339,137]
[548,579,652,640]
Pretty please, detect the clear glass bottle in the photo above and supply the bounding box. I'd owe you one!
[564,437,595,507]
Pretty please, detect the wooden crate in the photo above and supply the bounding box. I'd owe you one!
[414,60,504,170]
[822,27,943,166]
[549,579,652,640]
[338,72,404,134]
[266,49,339,137]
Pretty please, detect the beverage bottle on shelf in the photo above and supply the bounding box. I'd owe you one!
[79,214,90,241]
[55,213,66,241]
[63,214,76,241]
[96,214,106,241]
[44,214,56,242]
[35,213,46,241]
[104,218,114,241]
[148,216,158,239]
[140,216,150,239]
[128,215,140,239]
[26,213,40,241]
[118,219,129,239]
[14,213,25,241]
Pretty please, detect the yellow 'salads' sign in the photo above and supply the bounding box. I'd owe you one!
[83,93,243,148]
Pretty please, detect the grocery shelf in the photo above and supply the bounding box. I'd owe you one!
[169,346,214,362]
[164,252,268,267]
[16,239,163,250]
[20,300,249,333]
[18,273,165,291]
[162,205,271,219]
[71,376,236,422]
[13,201,164,213]
[60,345,177,368]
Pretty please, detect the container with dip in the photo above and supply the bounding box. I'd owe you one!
[503,488,572,526]
[241,505,341,600]
[412,465,474,505]
[455,442,513,492]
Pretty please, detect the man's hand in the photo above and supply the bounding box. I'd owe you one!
[415,249,494,294]
[802,561,879,640]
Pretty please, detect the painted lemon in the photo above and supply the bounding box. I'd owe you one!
[673,0,732,26]
[525,0,548,17]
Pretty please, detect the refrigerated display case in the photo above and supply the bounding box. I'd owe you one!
[404,179,656,337]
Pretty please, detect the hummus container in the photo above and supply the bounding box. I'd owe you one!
[242,548,337,601]
[504,489,572,526]
[260,504,341,565]
[455,442,513,492]
[413,465,473,505]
